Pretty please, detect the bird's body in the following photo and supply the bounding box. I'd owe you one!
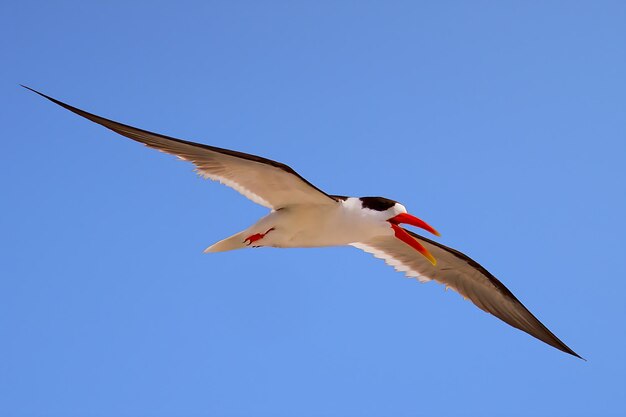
[207,197,400,252]
[24,86,582,359]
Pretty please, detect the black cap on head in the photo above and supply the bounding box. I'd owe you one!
[359,197,397,211]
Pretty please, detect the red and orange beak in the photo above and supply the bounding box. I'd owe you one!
[389,213,440,237]
[388,213,440,266]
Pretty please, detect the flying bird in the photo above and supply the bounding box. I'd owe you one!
[24,86,581,359]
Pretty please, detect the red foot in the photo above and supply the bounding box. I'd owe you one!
[244,228,275,246]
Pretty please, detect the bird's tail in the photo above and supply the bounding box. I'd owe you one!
[203,231,248,253]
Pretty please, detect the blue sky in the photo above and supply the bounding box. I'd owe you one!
[2,1,625,416]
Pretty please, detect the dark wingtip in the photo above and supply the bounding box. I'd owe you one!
[569,349,586,361]
[540,326,585,361]
[21,85,61,105]
[20,85,99,123]
[21,85,55,101]
[21,84,38,93]
[559,345,585,361]
[548,332,584,361]
[542,334,584,360]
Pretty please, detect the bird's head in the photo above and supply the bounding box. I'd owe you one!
[360,197,440,266]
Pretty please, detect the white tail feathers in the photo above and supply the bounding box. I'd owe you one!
[203,231,248,253]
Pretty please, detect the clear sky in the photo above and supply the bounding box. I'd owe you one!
[2,1,625,416]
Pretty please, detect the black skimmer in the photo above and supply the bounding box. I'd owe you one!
[24,86,582,359]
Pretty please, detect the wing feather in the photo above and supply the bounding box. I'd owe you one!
[352,230,582,359]
[25,86,336,209]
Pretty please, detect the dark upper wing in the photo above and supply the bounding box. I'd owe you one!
[24,86,338,209]
[352,230,582,359]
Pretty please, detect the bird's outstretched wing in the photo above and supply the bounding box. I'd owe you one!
[24,86,337,210]
[352,230,582,358]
